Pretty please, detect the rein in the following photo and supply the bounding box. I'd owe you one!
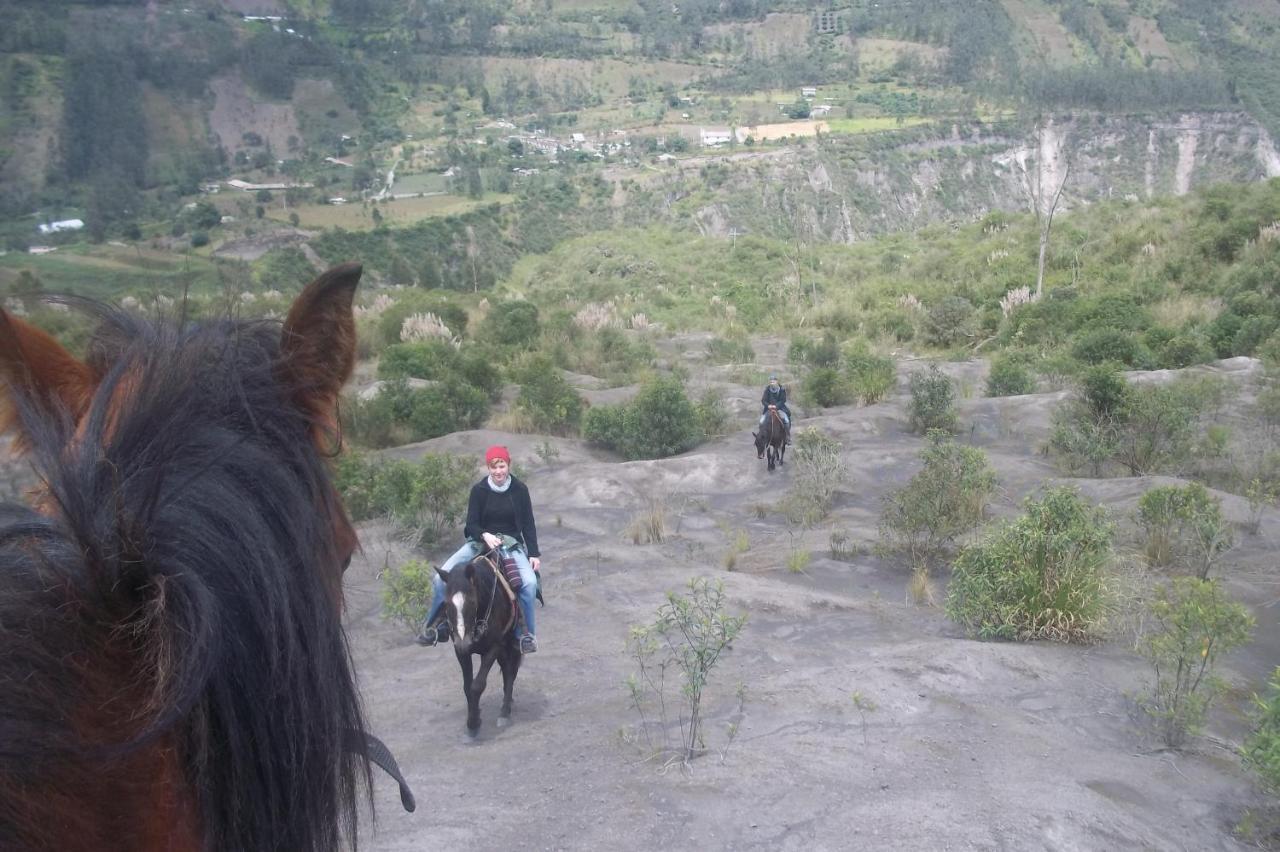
[472,552,516,637]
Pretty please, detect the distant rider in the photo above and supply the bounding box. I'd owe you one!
[760,374,792,444]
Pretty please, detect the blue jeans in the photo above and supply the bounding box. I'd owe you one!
[760,410,790,427]
[427,541,537,637]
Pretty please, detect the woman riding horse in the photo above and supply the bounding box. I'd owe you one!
[418,445,542,653]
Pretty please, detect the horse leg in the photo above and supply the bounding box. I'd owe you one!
[468,648,501,735]
[456,651,481,735]
[767,445,776,472]
[779,441,785,466]
[496,646,521,727]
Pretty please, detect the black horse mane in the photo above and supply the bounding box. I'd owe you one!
[0,304,368,851]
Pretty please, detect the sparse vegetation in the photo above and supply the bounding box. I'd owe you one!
[782,428,846,526]
[878,433,998,576]
[1139,577,1254,748]
[625,578,747,768]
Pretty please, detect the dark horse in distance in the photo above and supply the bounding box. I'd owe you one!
[754,407,787,472]
[437,550,523,736]
[0,264,411,852]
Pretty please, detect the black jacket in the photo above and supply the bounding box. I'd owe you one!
[463,475,540,558]
[761,384,789,414]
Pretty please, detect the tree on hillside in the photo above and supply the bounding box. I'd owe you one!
[1025,119,1072,299]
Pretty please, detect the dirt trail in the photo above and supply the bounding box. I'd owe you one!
[349,357,1275,851]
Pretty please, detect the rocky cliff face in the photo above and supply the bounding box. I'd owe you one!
[672,112,1280,244]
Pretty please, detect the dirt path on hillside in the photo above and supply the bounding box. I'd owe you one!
[349,357,1275,851]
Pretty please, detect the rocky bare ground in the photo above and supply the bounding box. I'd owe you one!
[349,355,1278,851]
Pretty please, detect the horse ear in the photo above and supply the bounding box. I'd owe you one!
[0,308,95,451]
[435,566,449,583]
[751,432,758,439]
[279,262,361,443]
[464,562,475,581]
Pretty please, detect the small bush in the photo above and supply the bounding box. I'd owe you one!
[694,389,730,438]
[946,487,1113,642]
[1245,667,1280,793]
[804,366,854,407]
[514,356,586,434]
[1136,483,1233,578]
[1160,333,1215,369]
[335,452,474,546]
[1072,328,1152,368]
[845,346,896,404]
[878,433,998,575]
[986,355,1035,397]
[381,559,436,631]
[625,578,747,765]
[1139,577,1253,748]
[479,299,540,348]
[582,375,702,459]
[907,365,957,434]
[923,296,975,347]
[782,428,846,526]
[707,335,755,365]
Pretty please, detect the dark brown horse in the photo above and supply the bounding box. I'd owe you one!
[753,407,787,472]
[0,264,411,852]
[437,551,523,736]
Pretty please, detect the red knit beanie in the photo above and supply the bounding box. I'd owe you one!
[484,445,511,465]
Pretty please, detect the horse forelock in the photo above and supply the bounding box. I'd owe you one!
[0,305,368,852]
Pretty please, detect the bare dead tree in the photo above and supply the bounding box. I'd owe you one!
[1025,119,1073,299]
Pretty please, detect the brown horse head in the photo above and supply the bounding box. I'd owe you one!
[0,264,371,851]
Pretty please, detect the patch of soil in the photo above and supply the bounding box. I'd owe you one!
[348,357,1275,850]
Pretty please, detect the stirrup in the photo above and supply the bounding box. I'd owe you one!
[415,622,448,647]
[519,634,538,654]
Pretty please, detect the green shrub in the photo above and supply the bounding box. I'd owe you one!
[923,296,975,347]
[845,347,896,404]
[782,428,846,526]
[1072,328,1152,368]
[878,433,998,574]
[479,299,540,348]
[1245,667,1280,793]
[707,335,755,365]
[1139,577,1253,747]
[1160,333,1215,369]
[344,377,490,448]
[946,487,1113,642]
[582,375,702,459]
[986,355,1035,397]
[381,559,436,631]
[1136,483,1233,577]
[514,356,585,434]
[334,452,473,545]
[804,366,854,407]
[907,365,957,434]
[694,389,729,438]
[378,340,459,380]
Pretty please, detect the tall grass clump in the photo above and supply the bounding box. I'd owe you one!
[946,487,1113,642]
[782,428,846,526]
